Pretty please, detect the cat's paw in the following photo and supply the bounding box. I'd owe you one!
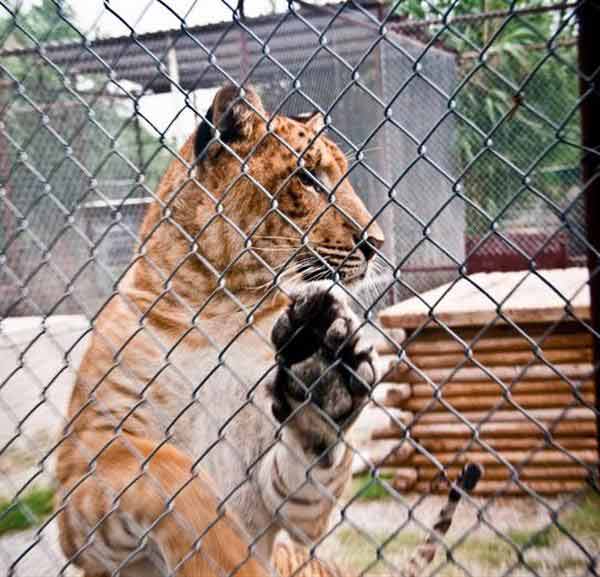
[269,284,378,430]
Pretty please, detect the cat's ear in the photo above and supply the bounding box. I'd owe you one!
[194,84,266,159]
[291,110,325,132]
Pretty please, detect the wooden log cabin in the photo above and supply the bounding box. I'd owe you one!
[355,267,597,496]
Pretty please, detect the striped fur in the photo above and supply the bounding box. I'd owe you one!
[274,542,344,577]
[55,84,385,577]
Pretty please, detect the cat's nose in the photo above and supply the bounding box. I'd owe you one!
[354,234,383,261]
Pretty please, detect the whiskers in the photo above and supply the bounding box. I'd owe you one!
[242,252,327,293]
[250,234,303,243]
[241,238,394,306]
[342,145,384,162]
[354,254,395,308]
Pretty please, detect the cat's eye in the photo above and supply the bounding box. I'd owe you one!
[298,169,325,193]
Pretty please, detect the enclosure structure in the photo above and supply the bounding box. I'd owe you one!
[0,4,461,315]
[0,3,587,314]
[0,1,598,577]
[365,267,596,495]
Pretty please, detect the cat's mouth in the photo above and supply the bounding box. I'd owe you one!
[267,243,372,291]
[294,248,368,286]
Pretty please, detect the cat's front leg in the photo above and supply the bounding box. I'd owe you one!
[258,284,378,545]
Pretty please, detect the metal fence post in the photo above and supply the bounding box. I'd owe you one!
[578,0,600,471]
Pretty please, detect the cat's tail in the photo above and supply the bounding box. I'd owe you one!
[273,463,483,577]
[400,462,484,577]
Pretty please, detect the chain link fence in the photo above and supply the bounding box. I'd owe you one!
[0,1,598,576]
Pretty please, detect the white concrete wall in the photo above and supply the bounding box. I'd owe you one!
[0,315,90,490]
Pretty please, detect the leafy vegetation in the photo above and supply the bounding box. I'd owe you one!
[560,488,600,535]
[333,526,516,575]
[1,0,580,241]
[0,0,79,44]
[0,0,173,277]
[393,0,580,234]
[508,490,600,550]
[0,0,172,201]
[508,527,553,548]
[0,487,55,536]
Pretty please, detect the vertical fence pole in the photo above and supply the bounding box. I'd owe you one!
[578,0,600,470]
[0,100,15,281]
[134,99,144,176]
[374,2,397,306]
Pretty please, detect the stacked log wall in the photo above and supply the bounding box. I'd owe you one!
[355,322,597,496]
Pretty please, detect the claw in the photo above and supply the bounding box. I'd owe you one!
[324,316,350,350]
[269,285,379,431]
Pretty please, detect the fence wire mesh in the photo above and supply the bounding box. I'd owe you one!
[0,1,598,577]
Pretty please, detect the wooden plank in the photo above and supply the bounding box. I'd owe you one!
[391,468,418,491]
[407,363,594,384]
[374,328,407,354]
[417,465,590,482]
[382,305,591,330]
[367,409,598,438]
[408,348,592,369]
[416,436,597,453]
[352,449,381,476]
[404,331,593,355]
[410,380,594,399]
[415,479,586,495]
[403,322,586,344]
[352,406,413,441]
[379,355,411,381]
[401,392,595,413]
[379,268,590,329]
[411,449,598,467]
[352,440,415,471]
[408,419,596,440]
[416,407,594,425]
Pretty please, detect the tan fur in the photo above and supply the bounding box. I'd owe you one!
[56,84,384,577]
[273,542,343,577]
[57,436,267,577]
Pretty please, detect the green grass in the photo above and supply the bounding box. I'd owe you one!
[332,527,424,574]
[350,473,395,501]
[333,491,600,575]
[453,536,516,568]
[337,526,422,550]
[527,556,588,574]
[0,487,55,536]
[0,482,597,577]
[508,527,553,548]
[507,490,600,551]
[561,490,600,535]
[343,479,600,574]
[333,527,517,574]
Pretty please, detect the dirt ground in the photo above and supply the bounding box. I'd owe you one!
[0,315,90,491]
[321,487,600,577]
